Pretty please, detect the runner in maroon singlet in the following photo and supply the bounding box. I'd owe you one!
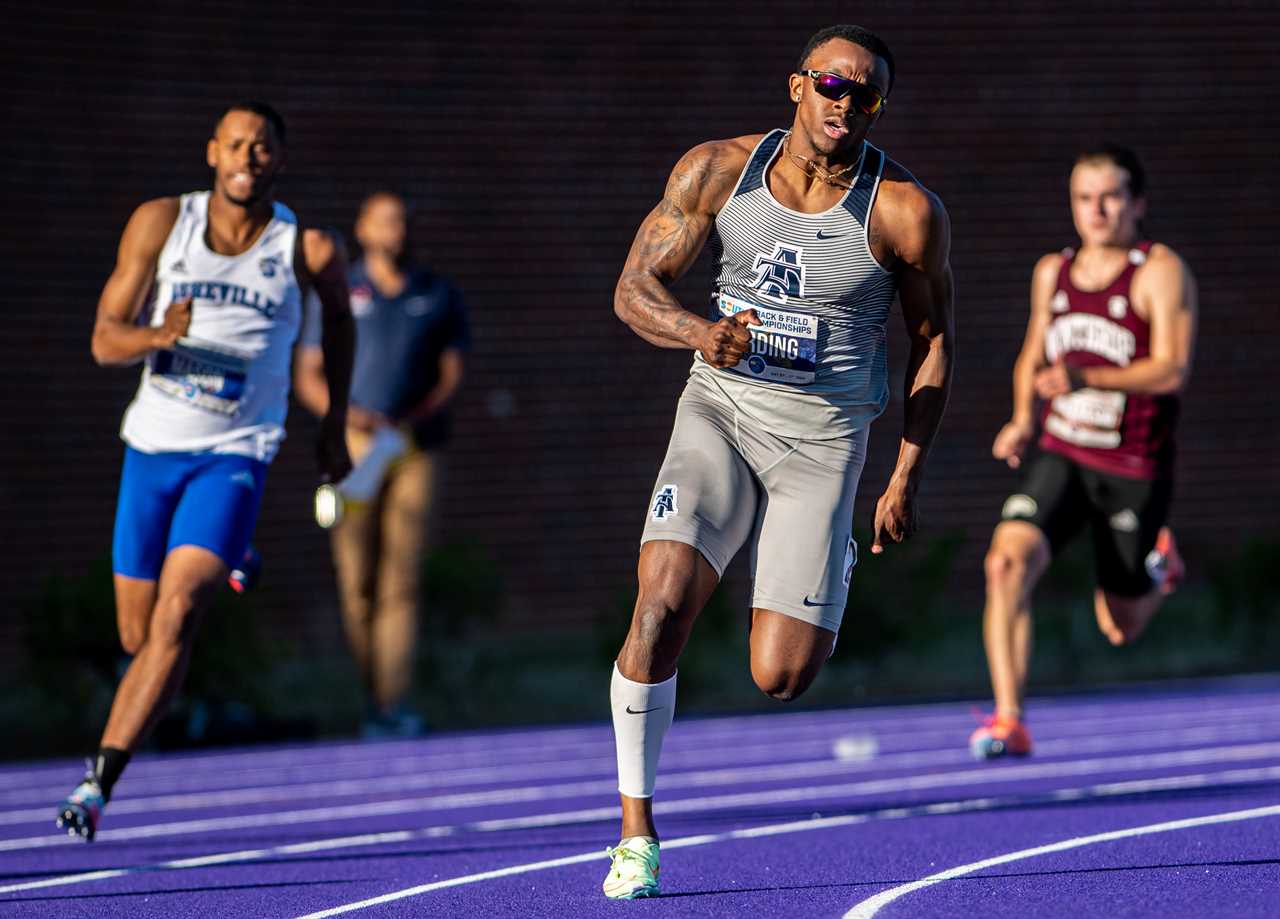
[971,145,1198,759]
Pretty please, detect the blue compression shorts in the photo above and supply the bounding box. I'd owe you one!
[112,446,268,580]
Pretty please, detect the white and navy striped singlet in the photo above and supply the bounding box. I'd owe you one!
[120,191,303,461]
[692,129,897,439]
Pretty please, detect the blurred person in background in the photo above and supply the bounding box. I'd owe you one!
[57,101,353,841]
[972,145,1197,760]
[295,191,470,739]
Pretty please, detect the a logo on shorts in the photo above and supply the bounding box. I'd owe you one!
[229,470,257,489]
[1002,494,1038,520]
[843,536,858,588]
[1051,290,1070,313]
[651,484,678,521]
[1108,295,1128,320]
[1109,508,1139,532]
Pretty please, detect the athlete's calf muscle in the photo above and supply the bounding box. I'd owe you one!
[618,541,717,681]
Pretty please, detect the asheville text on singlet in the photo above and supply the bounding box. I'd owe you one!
[120,191,303,461]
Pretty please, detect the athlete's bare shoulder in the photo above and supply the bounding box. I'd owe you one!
[871,156,949,271]
[1140,242,1191,279]
[877,158,945,224]
[1133,242,1196,313]
[1033,250,1066,285]
[666,135,760,216]
[121,197,181,256]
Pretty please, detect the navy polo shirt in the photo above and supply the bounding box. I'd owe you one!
[304,261,470,447]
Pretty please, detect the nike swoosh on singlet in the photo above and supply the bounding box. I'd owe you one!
[625,706,663,715]
[815,230,846,240]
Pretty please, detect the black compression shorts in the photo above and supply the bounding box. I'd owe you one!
[999,450,1173,597]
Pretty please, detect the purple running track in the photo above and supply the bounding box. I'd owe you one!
[1,675,1278,918]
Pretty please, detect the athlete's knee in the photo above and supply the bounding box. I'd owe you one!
[984,542,1043,593]
[750,645,822,702]
[750,661,815,702]
[119,624,147,657]
[148,587,209,647]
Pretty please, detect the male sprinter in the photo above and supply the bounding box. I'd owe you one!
[603,24,955,898]
[55,102,354,840]
[971,145,1195,759]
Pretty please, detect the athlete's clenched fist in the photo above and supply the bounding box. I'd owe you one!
[153,296,193,348]
[698,309,761,368]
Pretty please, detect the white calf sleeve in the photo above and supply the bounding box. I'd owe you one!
[610,663,676,798]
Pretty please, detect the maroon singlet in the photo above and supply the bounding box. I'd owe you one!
[1038,240,1178,480]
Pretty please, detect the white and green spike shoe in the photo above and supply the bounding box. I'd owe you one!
[603,836,660,899]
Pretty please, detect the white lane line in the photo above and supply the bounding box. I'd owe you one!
[0,831,417,895]
[6,714,1279,827]
[5,690,1277,791]
[293,781,1280,918]
[287,820,793,919]
[6,738,1280,854]
[5,732,1274,844]
[842,803,1280,919]
[6,762,1280,900]
[5,695,1278,803]
[469,741,1280,832]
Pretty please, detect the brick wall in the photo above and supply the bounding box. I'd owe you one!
[3,1,1276,653]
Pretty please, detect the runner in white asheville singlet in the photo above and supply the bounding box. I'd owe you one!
[55,102,353,844]
[122,190,302,460]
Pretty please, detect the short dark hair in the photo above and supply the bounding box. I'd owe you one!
[215,100,287,144]
[359,189,409,213]
[797,25,895,92]
[1075,144,1146,198]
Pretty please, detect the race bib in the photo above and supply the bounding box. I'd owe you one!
[715,293,818,385]
[1046,388,1126,448]
[149,339,249,416]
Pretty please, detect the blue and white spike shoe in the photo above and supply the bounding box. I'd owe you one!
[56,763,105,842]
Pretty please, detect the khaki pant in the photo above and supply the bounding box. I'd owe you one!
[332,427,438,711]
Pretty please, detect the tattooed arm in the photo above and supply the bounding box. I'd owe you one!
[614,139,763,367]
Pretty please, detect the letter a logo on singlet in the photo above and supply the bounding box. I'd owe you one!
[751,245,806,301]
[652,484,678,521]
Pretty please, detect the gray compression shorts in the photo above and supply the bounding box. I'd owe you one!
[640,373,867,633]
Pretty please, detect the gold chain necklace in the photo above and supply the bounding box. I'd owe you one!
[783,135,860,188]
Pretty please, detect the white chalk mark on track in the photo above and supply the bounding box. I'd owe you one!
[5,738,1280,854]
[2,718,1278,829]
[842,804,1280,918]
[292,789,1280,918]
[5,763,1280,900]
